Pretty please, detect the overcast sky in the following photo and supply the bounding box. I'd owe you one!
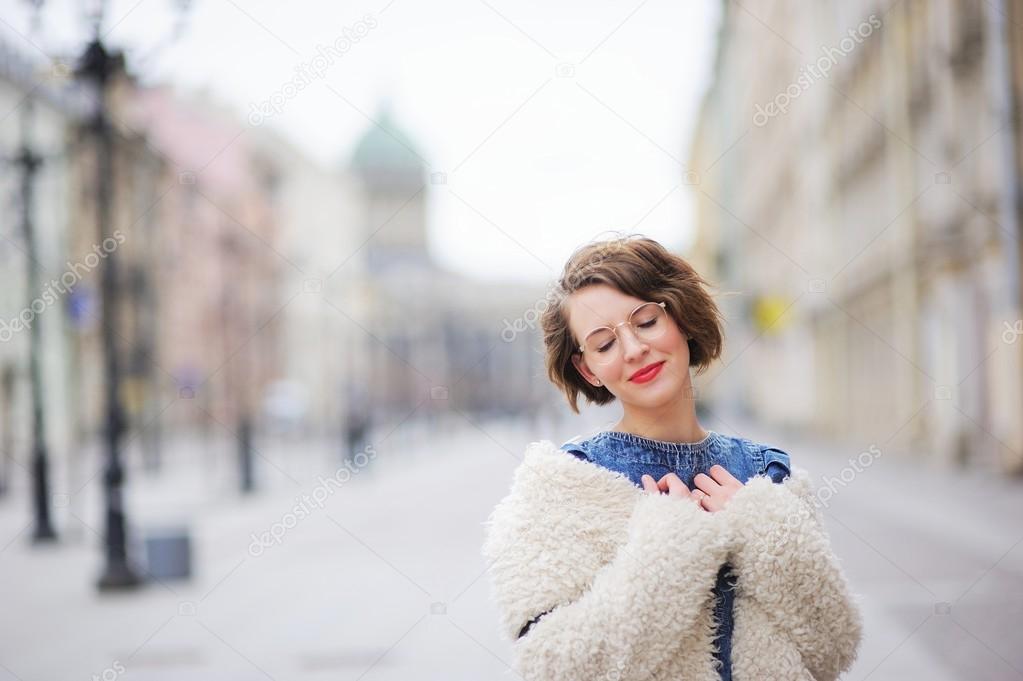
[1,0,721,284]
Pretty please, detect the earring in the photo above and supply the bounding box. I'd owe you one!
[594,380,602,386]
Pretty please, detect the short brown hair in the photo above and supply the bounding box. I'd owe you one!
[541,235,725,414]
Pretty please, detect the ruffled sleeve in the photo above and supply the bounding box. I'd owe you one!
[721,467,864,680]
[759,444,791,484]
[558,438,590,462]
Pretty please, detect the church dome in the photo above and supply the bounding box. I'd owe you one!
[349,103,425,184]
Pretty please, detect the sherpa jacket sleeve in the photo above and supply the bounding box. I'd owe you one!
[721,470,864,681]
[507,491,732,681]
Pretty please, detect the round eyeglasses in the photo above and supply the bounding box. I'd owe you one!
[577,301,669,365]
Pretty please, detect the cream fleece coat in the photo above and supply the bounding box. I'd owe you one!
[481,439,864,681]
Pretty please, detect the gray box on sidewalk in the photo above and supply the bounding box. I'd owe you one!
[143,525,192,580]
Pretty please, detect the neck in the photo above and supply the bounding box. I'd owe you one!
[612,385,708,443]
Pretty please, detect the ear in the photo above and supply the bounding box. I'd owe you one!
[571,352,599,386]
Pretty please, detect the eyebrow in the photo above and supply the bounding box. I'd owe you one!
[579,300,663,349]
[581,303,642,335]
[578,312,621,341]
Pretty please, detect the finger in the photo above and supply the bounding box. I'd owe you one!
[694,472,723,494]
[656,472,674,493]
[661,473,692,499]
[641,474,660,494]
[689,488,714,513]
[707,464,738,485]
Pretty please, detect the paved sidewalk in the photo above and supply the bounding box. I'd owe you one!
[720,413,1023,681]
[0,417,533,681]
[1,411,1021,680]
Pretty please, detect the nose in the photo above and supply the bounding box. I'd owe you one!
[618,325,649,364]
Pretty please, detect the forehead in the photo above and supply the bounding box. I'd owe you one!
[566,284,646,337]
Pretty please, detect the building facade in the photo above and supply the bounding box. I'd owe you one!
[691,0,1023,473]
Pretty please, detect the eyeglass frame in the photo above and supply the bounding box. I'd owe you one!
[575,301,668,355]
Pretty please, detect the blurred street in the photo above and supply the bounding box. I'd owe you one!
[0,412,1020,680]
[2,0,1023,679]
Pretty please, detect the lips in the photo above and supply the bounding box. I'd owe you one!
[630,360,665,382]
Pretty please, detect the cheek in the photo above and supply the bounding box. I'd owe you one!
[593,361,626,387]
[657,327,689,356]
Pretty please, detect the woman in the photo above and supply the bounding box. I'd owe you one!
[481,236,863,680]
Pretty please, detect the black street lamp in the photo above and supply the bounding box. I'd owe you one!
[75,0,192,590]
[75,34,141,590]
[11,0,58,544]
[16,141,57,544]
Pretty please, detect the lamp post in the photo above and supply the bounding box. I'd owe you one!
[75,31,141,589]
[10,0,58,543]
[73,0,192,590]
[16,138,57,544]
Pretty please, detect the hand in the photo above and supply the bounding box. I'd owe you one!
[692,465,743,512]
[640,472,701,506]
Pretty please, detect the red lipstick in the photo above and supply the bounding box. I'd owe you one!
[630,361,665,383]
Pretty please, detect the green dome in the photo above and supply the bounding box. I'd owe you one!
[350,104,424,173]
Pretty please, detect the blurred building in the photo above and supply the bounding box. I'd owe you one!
[330,104,551,431]
[0,41,85,485]
[245,122,358,439]
[1,39,174,491]
[2,46,295,492]
[128,86,288,451]
[692,0,1023,473]
[2,35,557,506]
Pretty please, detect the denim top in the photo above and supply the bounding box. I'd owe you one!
[558,428,792,681]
